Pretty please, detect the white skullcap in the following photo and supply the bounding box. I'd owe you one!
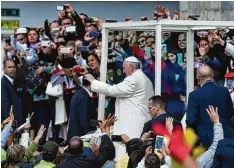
[124,56,140,63]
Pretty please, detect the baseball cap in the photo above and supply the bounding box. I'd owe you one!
[42,141,59,158]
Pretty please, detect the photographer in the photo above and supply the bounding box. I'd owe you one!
[84,24,101,46]
[74,40,88,67]
[58,4,86,41]
[55,41,79,146]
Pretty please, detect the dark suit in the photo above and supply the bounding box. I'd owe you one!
[1,75,22,125]
[141,113,182,137]
[56,135,115,168]
[212,138,234,168]
[186,82,234,148]
[68,86,97,141]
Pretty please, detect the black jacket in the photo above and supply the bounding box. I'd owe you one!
[1,75,22,125]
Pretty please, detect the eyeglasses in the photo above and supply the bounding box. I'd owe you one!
[63,22,72,26]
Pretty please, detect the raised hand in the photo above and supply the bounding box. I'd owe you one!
[9,105,14,123]
[166,117,174,134]
[141,131,154,142]
[206,105,219,124]
[90,143,99,155]
[145,145,153,156]
[121,134,130,144]
[64,4,74,14]
[199,47,207,57]
[172,11,180,20]
[1,117,10,129]
[105,114,117,127]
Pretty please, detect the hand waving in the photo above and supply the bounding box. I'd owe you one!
[166,117,174,134]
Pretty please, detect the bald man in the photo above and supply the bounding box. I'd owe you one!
[85,56,154,161]
[186,65,234,148]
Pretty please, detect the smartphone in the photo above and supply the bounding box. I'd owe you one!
[154,136,164,150]
[161,44,168,54]
[16,28,27,34]
[5,39,11,45]
[57,5,65,11]
[41,40,51,47]
[111,135,122,142]
[78,46,89,52]
[51,27,60,34]
[90,135,102,148]
[194,57,203,69]
[89,31,99,38]
[90,119,102,127]
[60,47,71,54]
[177,53,183,65]
[106,19,117,23]
[84,18,93,23]
[65,26,76,33]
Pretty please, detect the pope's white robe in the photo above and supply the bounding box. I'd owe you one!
[91,69,154,161]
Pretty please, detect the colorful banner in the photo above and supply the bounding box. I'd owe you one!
[1,20,20,30]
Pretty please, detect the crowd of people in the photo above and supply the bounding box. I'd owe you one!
[1,3,234,168]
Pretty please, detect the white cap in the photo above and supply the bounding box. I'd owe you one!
[124,56,140,63]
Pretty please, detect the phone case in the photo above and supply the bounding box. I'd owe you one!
[155,136,164,150]
[89,32,99,38]
[177,53,183,65]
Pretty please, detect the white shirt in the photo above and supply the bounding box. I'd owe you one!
[4,74,14,85]
[82,86,93,97]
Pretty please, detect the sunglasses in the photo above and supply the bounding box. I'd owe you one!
[138,40,145,43]
[17,38,24,42]
[63,22,72,26]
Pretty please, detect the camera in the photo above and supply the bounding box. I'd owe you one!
[89,119,102,127]
[65,26,76,33]
[16,27,27,34]
[60,47,71,54]
[56,5,67,11]
[111,135,122,142]
[41,40,52,47]
[78,46,89,52]
[51,27,60,34]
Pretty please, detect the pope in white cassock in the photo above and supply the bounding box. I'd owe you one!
[84,56,154,161]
